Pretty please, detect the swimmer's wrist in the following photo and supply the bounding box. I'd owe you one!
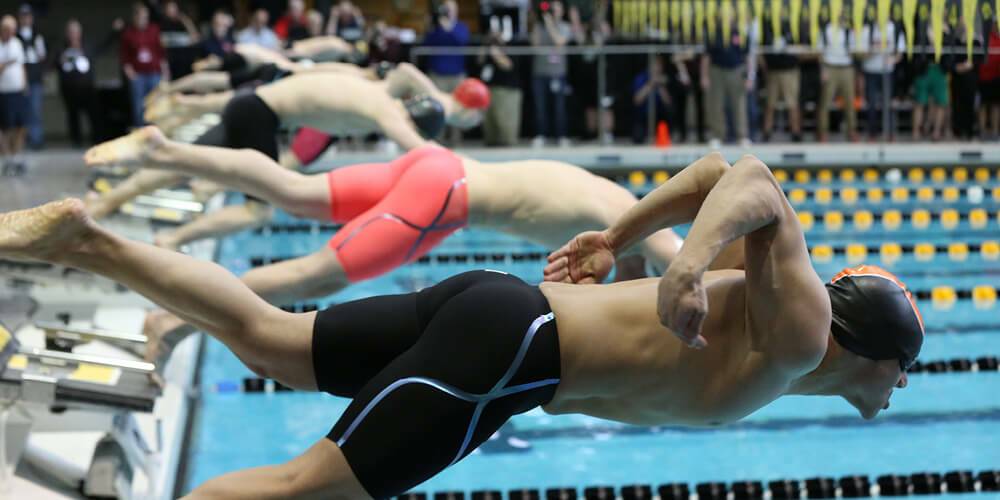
[603,228,627,257]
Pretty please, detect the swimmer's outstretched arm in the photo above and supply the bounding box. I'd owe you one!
[662,156,829,368]
[546,152,732,283]
[156,202,273,251]
[159,71,232,96]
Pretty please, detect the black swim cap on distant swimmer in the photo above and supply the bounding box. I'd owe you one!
[220,52,248,72]
[826,265,925,371]
[404,95,446,139]
[375,61,396,80]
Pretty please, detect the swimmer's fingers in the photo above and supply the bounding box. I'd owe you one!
[543,258,570,283]
[546,243,572,264]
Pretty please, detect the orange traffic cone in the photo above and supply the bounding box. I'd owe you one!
[655,121,671,148]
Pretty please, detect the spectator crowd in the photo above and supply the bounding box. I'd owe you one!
[0,0,998,157]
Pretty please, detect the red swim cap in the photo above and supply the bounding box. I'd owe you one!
[453,78,491,109]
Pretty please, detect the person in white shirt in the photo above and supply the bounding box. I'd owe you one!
[17,3,44,149]
[817,13,858,142]
[859,9,905,141]
[237,9,281,51]
[0,15,27,172]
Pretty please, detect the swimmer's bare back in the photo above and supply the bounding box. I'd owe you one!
[539,155,833,426]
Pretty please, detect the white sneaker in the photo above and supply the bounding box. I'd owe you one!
[708,138,721,150]
[740,138,753,148]
[558,137,571,148]
[532,136,546,148]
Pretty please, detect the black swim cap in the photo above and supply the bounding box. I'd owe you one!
[375,61,396,80]
[826,265,925,371]
[404,95,446,140]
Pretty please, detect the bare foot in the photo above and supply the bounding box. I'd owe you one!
[189,179,223,202]
[142,309,196,367]
[84,126,167,168]
[143,94,175,124]
[0,199,95,262]
[83,190,115,220]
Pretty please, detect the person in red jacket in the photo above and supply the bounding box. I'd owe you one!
[120,3,168,127]
[273,0,309,47]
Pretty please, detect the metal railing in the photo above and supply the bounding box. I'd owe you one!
[411,42,1000,144]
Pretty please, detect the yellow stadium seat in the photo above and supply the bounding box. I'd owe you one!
[882,210,902,230]
[953,167,968,182]
[794,169,811,183]
[942,187,959,202]
[652,171,670,185]
[970,209,988,229]
[818,169,833,183]
[911,209,931,229]
[982,241,1000,261]
[789,189,807,204]
[908,168,925,183]
[975,167,990,183]
[863,168,879,183]
[867,188,884,203]
[993,187,1000,202]
[916,187,935,202]
[824,211,844,231]
[914,243,936,262]
[811,245,834,263]
[797,212,815,231]
[853,210,874,231]
[841,187,859,205]
[846,244,868,264]
[930,167,947,183]
[840,169,857,182]
[880,243,902,265]
[941,209,959,229]
[628,171,647,188]
[932,286,957,310]
[815,188,833,204]
[891,187,909,202]
[774,169,788,183]
[973,285,997,310]
[948,243,969,262]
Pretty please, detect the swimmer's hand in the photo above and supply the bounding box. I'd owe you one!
[658,264,709,349]
[544,231,615,284]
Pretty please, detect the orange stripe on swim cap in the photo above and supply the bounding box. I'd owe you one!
[830,264,925,334]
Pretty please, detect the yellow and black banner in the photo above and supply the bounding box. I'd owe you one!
[606,0,995,51]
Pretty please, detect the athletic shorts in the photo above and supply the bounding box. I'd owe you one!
[193,91,280,203]
[0,91,27,129]
[326,146,468,282]
[913,65,948,106]
[313,270,561,498]
[290,127,337,166]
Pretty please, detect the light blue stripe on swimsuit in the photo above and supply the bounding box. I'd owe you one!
[336,312,558,466]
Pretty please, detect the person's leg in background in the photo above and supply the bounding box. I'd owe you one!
[950,73,974,140]
[725,66,749,144]
[62,86,84,148]
[128,75,145,128]
[26,81,43,149]
[762,71,778,141]
[553,77,568,146]
[784,69,802,141]
[482,87,501,146]
[912,71,929,140]
[531,77,551,147]
[817,65,834,141]
[6,92,28,171]
[840,66,858,141]
[669,78,689,142]
[496,87,522,146]
[928,66,948,141]
[864,72,882,140]
[706,64,726,145]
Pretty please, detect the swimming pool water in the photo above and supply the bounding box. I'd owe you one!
[182,175,1000,497]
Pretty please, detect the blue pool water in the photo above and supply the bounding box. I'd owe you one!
[182,171,1000,497]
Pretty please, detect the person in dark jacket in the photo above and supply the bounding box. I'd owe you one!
[57,19,116,146]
